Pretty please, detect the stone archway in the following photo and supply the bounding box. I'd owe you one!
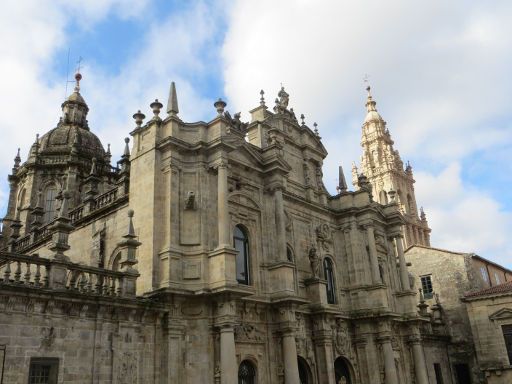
[297,356,313,384]
[334,357,353,384]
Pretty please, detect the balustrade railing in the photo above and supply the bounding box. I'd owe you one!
[95,188,118,210]
[0,251,137,297]
[12,187,121,252]
[0,252,50,288]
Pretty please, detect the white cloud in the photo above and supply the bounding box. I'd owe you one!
[0,1,224,214]
[416,163,512,268]
[221,0,512,268]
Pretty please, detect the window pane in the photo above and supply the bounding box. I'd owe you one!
[234,226,249,285]
[503,325,512,364]
[420,275,433,299]
[44,188,57,223]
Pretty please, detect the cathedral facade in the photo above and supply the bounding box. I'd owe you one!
[0,74,457,383]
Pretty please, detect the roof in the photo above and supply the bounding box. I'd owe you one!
[406,245,512,274]
[465,280,512,299]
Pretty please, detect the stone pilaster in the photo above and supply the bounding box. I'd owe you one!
[219,326,237,384]
[313,317,336,384]
[394,235,410,291]
[365,224,381,284]
[274,186,287,261]
[216,299,237,384]
[217,159,230,248]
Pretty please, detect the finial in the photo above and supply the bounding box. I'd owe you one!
[133,110,145,128]
[167,81,179,116]
[313,122,319,136]
[365,82,378,113]
[338,165,348,192]
[127,209,136,237]
[58,190,71,219]
[214,98,226,116]
[74,71,82,93]
[260,89,265,106]
[107,143,111,154]
[123,137,130,157]
[420,207,426,221]
[12,148,21,172]
[300,114,305,126]
[150,99,163,119]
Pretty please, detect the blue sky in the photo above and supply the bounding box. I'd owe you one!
[1,0,511,268]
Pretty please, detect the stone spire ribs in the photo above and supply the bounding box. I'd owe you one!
[353,86,431,247]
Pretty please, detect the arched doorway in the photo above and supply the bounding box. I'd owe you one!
[334,357,352,384]
[297,356,312,384]
[238,360,256,384]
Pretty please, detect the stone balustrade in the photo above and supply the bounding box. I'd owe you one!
[0,251,138,297]
[8,187,123,253]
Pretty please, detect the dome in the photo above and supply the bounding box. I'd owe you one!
[65,91,86,105]
[364,110,383,123]
[39,124,105,160]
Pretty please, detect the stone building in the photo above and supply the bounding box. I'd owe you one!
[0,73,461,383]
[406,246,512,383]
[463,281,512,383]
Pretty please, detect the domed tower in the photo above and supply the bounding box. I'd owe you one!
[352,86,431,247]
[1,72,112,245]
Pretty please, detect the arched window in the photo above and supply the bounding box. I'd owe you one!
[334,357,353,384]
[43,186,58,223]
[238,360,256,384]
[323,257,336,304]
[234,225,250,285]
[286,245,294,262]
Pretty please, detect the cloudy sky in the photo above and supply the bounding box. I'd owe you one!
[1,0,511,268]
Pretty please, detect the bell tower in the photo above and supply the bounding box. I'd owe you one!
[352,86,431,247]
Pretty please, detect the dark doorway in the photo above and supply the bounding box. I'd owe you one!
[334,357,352,384]
[238,360,256,384]
[298,356,312,384]
[453,363,471,384]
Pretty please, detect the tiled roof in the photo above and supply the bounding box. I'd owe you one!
[465,280,512,298]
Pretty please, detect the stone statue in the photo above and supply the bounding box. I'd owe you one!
[308,246,320,277]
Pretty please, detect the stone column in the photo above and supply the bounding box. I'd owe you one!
[394,236,410,291]
[366,225,381,284]
[410,334,429,384]
[380,336,398,384]
[282,331,300,384]
[274,187,287,261]
[313,329,336,383]
[220,325,237,384]
[217,160,230,248]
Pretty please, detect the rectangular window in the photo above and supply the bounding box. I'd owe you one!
[503,324,512,365]
[480,267,489,283]
[434,363,444,384]
[28,358,59,384]
[420,275,433,299]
